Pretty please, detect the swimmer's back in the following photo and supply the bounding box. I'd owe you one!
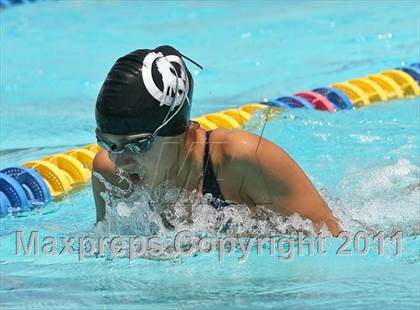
[213,128,340,235]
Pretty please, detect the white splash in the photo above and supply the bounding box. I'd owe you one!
[324,158,420,236]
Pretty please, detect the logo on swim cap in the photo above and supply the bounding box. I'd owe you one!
[142,52,190,110]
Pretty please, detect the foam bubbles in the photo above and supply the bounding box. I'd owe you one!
[325,158,419,236]
[93,175,316,241]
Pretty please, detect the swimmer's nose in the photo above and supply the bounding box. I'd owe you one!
[111,152,137,171]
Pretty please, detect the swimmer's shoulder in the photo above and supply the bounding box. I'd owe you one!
[93,148,115,175]
[211,128,268,159]
[204,128,269,171]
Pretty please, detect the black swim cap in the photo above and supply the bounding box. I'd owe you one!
[96,45,194,136]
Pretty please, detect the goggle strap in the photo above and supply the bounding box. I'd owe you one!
[154,52,201,136]
[180,53,203,70]
[153,58,183,136]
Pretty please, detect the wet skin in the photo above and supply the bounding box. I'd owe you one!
[92,123,342,236]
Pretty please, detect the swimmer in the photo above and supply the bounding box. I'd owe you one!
[92,45,342,236]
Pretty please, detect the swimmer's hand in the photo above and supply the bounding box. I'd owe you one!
[313,216,342,238]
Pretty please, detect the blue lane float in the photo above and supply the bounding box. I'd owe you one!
[1,166,51,206]
[0,0,37,9]
[409,63,419,70]
[268,96,314,109]
[397,66,419,85]
[0,191,11,215]
[0,172,29,216]
[312,87,353,110]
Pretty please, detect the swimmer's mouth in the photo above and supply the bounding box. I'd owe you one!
[128,173,143,185]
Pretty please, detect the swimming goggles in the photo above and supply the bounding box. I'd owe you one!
[96,129,155,154]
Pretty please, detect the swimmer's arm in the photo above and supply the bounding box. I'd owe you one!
[92,149,131,223]
[225,131,341,237]
[92,149,115,222]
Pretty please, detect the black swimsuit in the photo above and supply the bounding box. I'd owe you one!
[202,130,230,209]
[159,130,231,230]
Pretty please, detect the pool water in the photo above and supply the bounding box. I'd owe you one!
[1,1,419,309]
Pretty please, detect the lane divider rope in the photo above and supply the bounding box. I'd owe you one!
[0,64,418,216]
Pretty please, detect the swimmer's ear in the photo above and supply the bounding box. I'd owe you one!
[188,120,200,129]
[183,121,200,153]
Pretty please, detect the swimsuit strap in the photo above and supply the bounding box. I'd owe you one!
[202,131,226,208]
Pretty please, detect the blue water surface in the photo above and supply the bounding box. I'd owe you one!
[1,1,419,309]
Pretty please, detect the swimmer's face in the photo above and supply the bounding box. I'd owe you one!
[101,132,180,187]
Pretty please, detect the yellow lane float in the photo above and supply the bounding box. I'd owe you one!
[43,154,91,186]
[64,149,96,170]
[380,70,420,97]
[202,113,241,129]
[193,103,268,130]
[22,160,72,197]
[221,109,252,123]
[331,82,370,107]
[84,144,101,154]
[348,78,387,102]
[192,117,218,130]
[366,74,404,100]
[239,103,267,114]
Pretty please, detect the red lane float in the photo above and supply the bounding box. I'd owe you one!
[294,91,336,112]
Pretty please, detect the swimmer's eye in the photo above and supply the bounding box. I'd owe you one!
[96,129,155,154]
[123,137,154,153]
[97,140,123,153]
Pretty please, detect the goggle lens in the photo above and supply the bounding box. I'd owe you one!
[96,131,155,154]
[124,138,153,153]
